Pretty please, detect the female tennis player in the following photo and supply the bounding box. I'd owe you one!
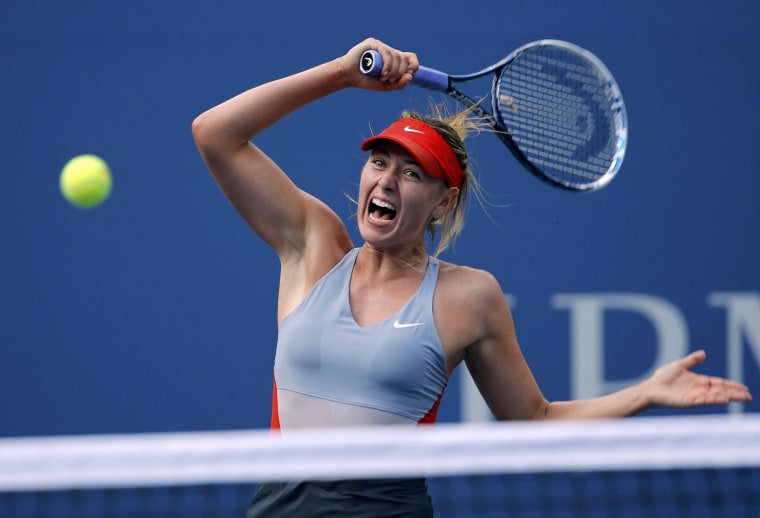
[192,38,752,518]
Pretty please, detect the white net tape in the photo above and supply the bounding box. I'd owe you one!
[2,414,758,492]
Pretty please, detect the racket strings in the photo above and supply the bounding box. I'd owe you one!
[496,48,622,187]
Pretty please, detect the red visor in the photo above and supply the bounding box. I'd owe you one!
[361,118,462,187]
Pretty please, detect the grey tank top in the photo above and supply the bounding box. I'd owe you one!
[272,248,447,428]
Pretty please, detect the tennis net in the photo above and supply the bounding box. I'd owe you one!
[1,414,758,517]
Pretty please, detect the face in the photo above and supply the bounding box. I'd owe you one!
[358,141,458,250]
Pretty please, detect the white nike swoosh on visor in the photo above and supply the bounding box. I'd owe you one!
[393,320,424,328]
[403,126,425,134]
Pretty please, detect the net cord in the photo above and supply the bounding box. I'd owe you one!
[1,414,758,492]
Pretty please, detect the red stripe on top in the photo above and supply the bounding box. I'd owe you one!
[270,376,280,430]
[418,385,446,425]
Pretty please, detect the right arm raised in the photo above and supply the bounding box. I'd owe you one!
[191,59,351,259]
[191,39,418,320]
[191,39,418,261]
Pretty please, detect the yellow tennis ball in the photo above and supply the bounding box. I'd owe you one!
[60,154,112,209]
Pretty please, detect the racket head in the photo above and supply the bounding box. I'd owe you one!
[492,40,628,191]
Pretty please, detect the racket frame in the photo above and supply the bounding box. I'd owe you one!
[360,40,628,191]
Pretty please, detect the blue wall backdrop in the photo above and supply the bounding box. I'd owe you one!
[2,1,758,437]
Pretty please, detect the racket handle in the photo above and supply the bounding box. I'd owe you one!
[359,50,449,91]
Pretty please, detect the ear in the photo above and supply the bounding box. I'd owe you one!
[431,186,459,220]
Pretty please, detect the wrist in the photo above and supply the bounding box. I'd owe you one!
[632,378,655,413]
[331,56,357,89]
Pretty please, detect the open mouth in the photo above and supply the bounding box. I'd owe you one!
[368,198,397,222]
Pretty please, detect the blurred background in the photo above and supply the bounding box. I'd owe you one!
[2,0,758,438]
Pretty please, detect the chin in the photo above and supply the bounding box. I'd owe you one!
[358,224,394,248]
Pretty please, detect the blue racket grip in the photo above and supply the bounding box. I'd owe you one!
[359,50,449,91]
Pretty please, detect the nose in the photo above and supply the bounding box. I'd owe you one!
[378,169,397,192]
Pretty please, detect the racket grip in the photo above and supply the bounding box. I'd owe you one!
[359,50,449,91]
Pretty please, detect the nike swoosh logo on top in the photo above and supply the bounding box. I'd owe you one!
[403,126,425,134]
[393,320,424,328]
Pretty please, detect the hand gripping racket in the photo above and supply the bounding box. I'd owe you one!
[360,40,628,191]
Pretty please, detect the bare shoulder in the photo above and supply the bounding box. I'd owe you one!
[436,260,507,308]
[434,260,513,369]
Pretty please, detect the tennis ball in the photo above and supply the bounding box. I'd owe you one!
[60,154,112,208]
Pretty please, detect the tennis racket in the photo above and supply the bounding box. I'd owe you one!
[360,40,628,191]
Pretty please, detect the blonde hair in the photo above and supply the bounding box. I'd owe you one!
[400,104,488,257]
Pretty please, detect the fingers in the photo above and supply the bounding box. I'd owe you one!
[716,378,753,402]
[681,349,707,370]
[376,46,418,84]
[697,375,753,404]
[354,37,417,86]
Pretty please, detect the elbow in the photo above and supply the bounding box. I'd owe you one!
[191,112,226,165]
[191,112,212,152]
[192,111,245,163]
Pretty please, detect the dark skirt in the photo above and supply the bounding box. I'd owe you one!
[246,478,434,518]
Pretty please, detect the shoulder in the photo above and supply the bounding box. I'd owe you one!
[436,260,506,305]
[435,260,512,336]
[432,260,514,370]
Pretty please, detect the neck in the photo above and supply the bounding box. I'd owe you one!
[359,243,429,273]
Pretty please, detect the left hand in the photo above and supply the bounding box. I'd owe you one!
[645,350,753,407]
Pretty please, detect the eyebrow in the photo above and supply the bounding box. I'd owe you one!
[370,146,421,169]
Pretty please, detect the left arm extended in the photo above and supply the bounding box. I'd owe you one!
[464,274,752,420]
